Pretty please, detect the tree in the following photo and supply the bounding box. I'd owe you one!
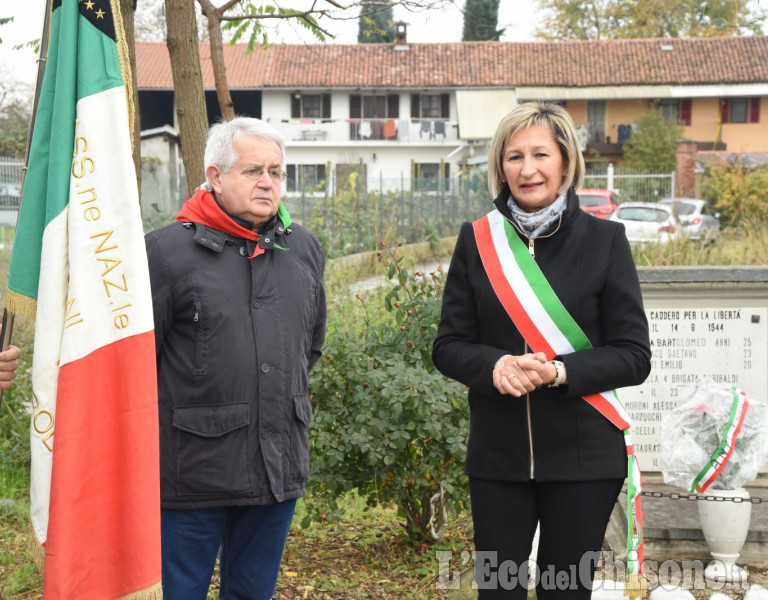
[357,1,395,43]
[0,96,31,158]
[165,0,209,196]
[535,0,766,41]
[462,0,504,41]
[622,108,683,173]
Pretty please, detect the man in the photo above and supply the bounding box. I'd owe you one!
[146,117,327,600]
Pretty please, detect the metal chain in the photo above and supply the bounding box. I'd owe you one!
[623,489,766,504]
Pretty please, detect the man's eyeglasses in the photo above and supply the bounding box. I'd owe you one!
[237,165,287,183]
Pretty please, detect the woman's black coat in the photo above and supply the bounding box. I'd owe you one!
[432,187,651,482]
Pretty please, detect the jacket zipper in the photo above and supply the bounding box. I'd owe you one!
[504,212,564,260]
[502,214,563,478]
[524,342,535,479]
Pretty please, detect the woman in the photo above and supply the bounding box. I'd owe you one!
[432,102,651,599]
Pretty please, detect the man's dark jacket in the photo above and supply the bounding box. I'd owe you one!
[432,187,651,482]
[146,212,326,508]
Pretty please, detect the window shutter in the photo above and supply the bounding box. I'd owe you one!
[411,94,420,119]
[349,95,361,119]
[291,95,301,119]
[680,99,692,126]
[749,97,760,123]
[441,93,450,118]
[322,94,331,119]
[387,94,399,118]
[720,99,730,124]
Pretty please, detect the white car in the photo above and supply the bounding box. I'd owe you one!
[0,182,21,208]
[609,202,681,245]
[660,198,720,243]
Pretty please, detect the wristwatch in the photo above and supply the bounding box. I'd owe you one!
[546,360,566,387]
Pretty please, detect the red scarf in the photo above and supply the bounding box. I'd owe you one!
[176,187,265,258]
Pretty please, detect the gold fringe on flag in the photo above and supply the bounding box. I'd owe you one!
[109,0,136,147]
[28,520,45,572]
[116,581,163,600]
[624,573,647,599]
[5,290,38,320]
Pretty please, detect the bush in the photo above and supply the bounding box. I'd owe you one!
[699,159,768,230]
[306,245,469,542]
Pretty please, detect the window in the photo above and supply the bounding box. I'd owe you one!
[720,98,760,124]
[586,101,606,144]
[414,162,449,192]
[349,94,399,140]
[286,164,327,192]
[655,99,692,126]
[411,93,449,120]
[657,100,679,124]
[731,98,748,123]
[291,93,331,119]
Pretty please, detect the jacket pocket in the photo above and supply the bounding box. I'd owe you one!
[288,394,312,484]
[172,403,252,496]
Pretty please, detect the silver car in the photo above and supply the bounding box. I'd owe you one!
[660,198,720,243]
[609,202,681,245]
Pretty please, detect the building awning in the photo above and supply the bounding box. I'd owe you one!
[455,90,517,140]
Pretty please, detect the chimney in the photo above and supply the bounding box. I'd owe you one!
[394,21,409,50]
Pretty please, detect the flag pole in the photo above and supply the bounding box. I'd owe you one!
[0,0,54,410]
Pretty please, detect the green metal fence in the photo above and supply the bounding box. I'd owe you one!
[1,156,678,258]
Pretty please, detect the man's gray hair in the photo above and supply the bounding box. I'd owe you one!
[204,117,286,176]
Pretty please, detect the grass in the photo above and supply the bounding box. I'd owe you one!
[1,220,768,598]
[631,220,768,267]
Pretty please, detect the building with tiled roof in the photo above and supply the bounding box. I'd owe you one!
[135,31,768,199]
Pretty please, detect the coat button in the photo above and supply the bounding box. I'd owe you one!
[263,237,271,244]
[252,299,261,309]
[260,363,270,373]
[261,431,270,439]
[239,246,247,256]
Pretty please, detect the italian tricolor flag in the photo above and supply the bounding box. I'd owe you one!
[6,0,161,598]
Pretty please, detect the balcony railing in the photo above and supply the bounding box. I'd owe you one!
[269,118,456,143]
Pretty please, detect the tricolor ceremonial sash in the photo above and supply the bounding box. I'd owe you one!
[691,388,749,493]
[473,210,646,592]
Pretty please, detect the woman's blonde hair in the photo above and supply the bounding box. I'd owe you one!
[487,101,585,199]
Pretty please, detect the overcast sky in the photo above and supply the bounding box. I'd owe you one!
[0,0,540,92]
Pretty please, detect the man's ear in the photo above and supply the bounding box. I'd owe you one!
[206,165,224,194]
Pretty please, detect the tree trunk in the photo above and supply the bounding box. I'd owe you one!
[198,0,235,121]
[120,0,142,200]
[165,0,208,198]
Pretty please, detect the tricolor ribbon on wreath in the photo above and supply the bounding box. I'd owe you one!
[691,388,749,493]
[473,209,646,598]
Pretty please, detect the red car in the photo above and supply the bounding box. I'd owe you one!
[577,188,620,219]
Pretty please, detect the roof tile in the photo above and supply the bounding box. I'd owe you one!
[136,37,768,90]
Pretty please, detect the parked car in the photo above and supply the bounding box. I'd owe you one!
[577,188,620,219]
[0,182,21,209]
[660,198,720,243]
[609,202,681,245]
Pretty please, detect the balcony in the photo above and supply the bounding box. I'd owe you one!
[270,118,458,144]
